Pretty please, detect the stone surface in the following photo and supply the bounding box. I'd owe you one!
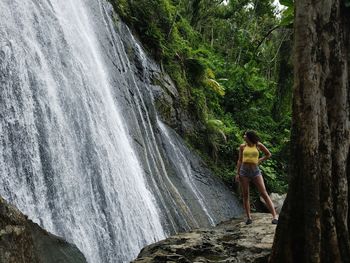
[150,71,201,137]
[0,196,87,263]
[260,193,286,214]
[132,213,276,263]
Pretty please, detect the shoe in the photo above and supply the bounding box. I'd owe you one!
[272,218,278,224]
[245,218,252,225]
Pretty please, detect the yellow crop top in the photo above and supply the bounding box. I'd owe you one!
[242,144,259,164]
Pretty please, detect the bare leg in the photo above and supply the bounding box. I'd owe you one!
[252,175,278,219]
[239,176,251,220]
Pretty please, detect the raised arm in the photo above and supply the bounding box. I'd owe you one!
[257,142,272,164]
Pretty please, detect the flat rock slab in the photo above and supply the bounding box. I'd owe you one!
[132,213,276,263]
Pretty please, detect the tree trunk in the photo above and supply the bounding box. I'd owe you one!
[269,1,350,263]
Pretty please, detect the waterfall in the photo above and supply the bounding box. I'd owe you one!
[157,121,216,225]
[0,0,242,262]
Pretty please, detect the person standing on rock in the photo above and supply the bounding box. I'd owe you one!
[235,130,278,225]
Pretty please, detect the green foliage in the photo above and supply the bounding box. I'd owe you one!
[221,62,275,131]
[190,87,208,121]
[279,0,294,27]
[260,159,288,193]
[204,69,225,96]
[279,0,293,7]
[205,119,227,162]
[185,58,206,82]
[110,0,292,194]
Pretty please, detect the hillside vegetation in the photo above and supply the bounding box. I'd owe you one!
[109,0,293,193]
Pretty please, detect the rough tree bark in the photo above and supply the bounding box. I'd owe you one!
[270,1,350,263]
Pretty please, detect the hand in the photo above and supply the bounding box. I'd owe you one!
[258,158,263,165]
[235,174,240,183]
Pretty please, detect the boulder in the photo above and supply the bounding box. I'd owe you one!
[260,193,286,214]
[0,196,87,263]
[132,213,276,263]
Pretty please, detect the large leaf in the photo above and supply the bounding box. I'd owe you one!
[205,78,225,96]
[279,7,294,26]
[279,0,293,7]
[207,119,224,129]
[206,119,226,142]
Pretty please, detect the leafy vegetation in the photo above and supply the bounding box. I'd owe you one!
[109,0,293,194]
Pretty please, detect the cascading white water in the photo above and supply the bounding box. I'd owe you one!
[157,121,215,225]
[115,30,201,230]
[0,0,164,262]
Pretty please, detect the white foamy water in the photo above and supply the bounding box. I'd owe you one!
[0,0,164,261]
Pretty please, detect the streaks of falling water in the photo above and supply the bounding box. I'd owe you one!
[101,18,200,231]
[0,0,164,262]
[157,121,216,225]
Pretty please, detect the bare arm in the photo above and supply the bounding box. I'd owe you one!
[235,144,244,181]
[257,142,272,164]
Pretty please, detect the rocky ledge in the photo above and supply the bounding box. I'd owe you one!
[0,196,87,263]
[133,213,276,263]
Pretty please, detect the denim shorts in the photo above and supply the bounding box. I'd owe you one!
[240,164,261,178]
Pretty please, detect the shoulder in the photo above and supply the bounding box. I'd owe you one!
[256,142,264,149]
[239,144,246,150]
[257,142,269,151]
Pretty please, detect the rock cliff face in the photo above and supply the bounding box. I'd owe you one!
[132,213,276,263]
[0,197,86,263]
[150,71,199,136]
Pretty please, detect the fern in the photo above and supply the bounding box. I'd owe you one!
[204,78,225,96]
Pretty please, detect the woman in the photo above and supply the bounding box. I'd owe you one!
[235,130,278,225]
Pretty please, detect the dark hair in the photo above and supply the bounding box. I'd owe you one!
[245,130,260,144]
